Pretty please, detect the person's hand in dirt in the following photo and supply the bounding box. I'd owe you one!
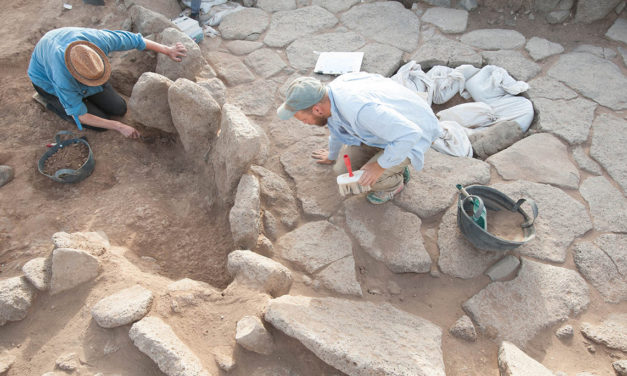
[116,123,140,139]
[144,39,187,62]
[78,114,140,139]
[312,149,334,165]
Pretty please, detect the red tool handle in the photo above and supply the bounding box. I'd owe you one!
[343,154,354,177]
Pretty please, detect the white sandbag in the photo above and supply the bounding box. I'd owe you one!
[490,96,534,132]
[181,0,227,14]
[427,66,465,105]
[391,61,434,105]
[464,65,529,103]
[437,102,497,129]
[431,120,473,158]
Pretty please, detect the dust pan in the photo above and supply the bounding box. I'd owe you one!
[38,131,95,184]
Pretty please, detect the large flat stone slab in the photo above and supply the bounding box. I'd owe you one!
[314,256,362,296]
[265,296,445,376]
[498,341,556,376]
[421,7,468,34]
[358,42,404,77]
[481,50,541,81]
[257,0,295,12]
[341,2,420,53]
[264,6,338,48]
[580,176,627,233]
[50,248,101,295]
[244,48,287,78]
[286,31,365,71]
[533,97,597,144]
[590,113,627,193]
[219,7,269,40]
[312,0,359,13]
[581,314,627,352]
[527,76,578,101]
[206,52,255,87]
[463,258,590,348]
[409,36,482,70]
[487,133,580,189]
[228,80,278,116]
[525,36,564,61]
[344,197,431,274]
[461,29,526,50]
[227,250,292,297]
[548,52,627,110]
[91,285,154,328]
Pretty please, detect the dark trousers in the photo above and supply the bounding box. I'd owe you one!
[33,82,127,131]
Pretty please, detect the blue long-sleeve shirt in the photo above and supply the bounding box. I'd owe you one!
[28,28,146,128]
[326,72,441,171]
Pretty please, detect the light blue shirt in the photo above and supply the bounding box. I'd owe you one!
[28,28,146,129]
[327,72,441,171]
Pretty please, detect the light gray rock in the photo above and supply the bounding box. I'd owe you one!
[546,10,570,24]
[229,174,261,249]
[525,36,564,61]
[219,8,269,40]
[449,315,477,342]
[213,348,236,372]
[312,0,359,13]
[276,221,352,274]
[396,149,490,218]
[286,31,365,71]
[341,2,420,52]
[481,50,541,81]
[129,72,175,133]
[614,360,627,376]
[485,255,520,281]
[130,5,177,35]
[197,77,226,107]
[92,285,153,328]
[422,7,468,33]
[487,133,580,189]
[129,316,210,376]
[581,314,627,352]
[257,0,295,12]
[265,295,445,376]
[556,324,574,339]
[55,352,79,371]
[50,248,100,295]
[580,176,627,233]
[575,234,627,303]
[590,113,627,192]
[533,97,596,144]
[409,36,482,70]
[167,278,218,296]
[0,165,13,188]
[109,46,157,97]
[461,29,526,50]
[575,0,622,23]
[0,352,15,374]
[464,259,590,347]
[255,235,274,257]
[206,52,255,87]
[548,52,627,110]
[572,146,602,175]
[224,40,263,56]
[573,44,617,59]
[263,211,279,241]
[22,257,51,291]
[168,78,221,160]
[437,205,503,279]
[534,0,574,13]
[527,76,578,101]
[469,120,525,160]
[498,341,555,376]
[358,43,404,77]
[458,0,478,11]
[235,315,274,355]
[264,6,338,48]
[620,46,627,67]
[244,48,286,78]
[250,165,299,229]
[315,256,362,296]
[423,0,451,6]
[227,250,292,297]
[344,197,431,273]
[228,80,277,116]
[52,231,110,256]
[156,28,206,82]
[0,276,35,326]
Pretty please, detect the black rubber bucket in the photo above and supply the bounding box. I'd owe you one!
[457,185,538,252]
[38,131,95,183]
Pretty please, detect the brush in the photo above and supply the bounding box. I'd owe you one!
[336,154,371,196]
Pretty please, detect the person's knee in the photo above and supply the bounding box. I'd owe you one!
[109,99,127,117]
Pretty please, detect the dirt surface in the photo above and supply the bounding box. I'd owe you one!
[42,142,90,175]
[0,0,626,375]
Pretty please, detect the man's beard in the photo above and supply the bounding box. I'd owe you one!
[312,114,328,126]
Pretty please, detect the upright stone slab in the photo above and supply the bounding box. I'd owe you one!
[286,31,365,71]
[219,8,269,40]
[128,72,175,133]
[265,296,445,376]
[0,276,36,326]
[498,341,556,376]
[227,250,292,297]
[264,6,338,48]
[229,174,261,250]
[533,97,596,144]
[421,7,468,34]
[156,28,206,82]
[235,315,274,355]
[91,285,154,328]
[481,50,541,81]
[410,36,482,70]
[197,77,227,107]
[580,176,627,233]
[250,165,299,229]
[22,257,51,291]
[581,314,627,352]
[463,259,589,347]
[590,113,627,193]
[50,248,100,295]
[461,29,526,50]
[110,47,157,96]
[575,0,622,23]
[525,36,565,61]
[206,52,255,87]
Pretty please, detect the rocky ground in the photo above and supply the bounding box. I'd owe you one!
[0,0,626,375]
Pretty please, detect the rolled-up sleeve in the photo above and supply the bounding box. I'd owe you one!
[94,30,146,54]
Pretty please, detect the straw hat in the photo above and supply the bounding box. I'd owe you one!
[64,40,111,86]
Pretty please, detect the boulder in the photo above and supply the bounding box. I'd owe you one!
[449,315,477,342]
[461,29,526,50]
[197,77,226,107]
[575,0,622,23]
[156,28,206,82]
[0,165,13,188]
[52,231,110,256]
[206,52,255,87]
[219,8,269,41]
[250,165,299,229]
[227,250,292,297]
[128,72,175,133]
[21,257,51,291]
[590,113,627,193]
[0,276,36,326]
[469,120,525,160]
[524,36,564,61]
[244,48,286,78]
[481,50,541,81]
[50,248,100,295]
[235,315,274,355]
[229,174,261,249]
[498,341,555,376]
[130,5,177,35]
[580,176,627,233]
[91,285,154,328]
[556,324,574,339]
[533,97,596,145]
[409,36,482,70]
[264,6,338,48]
[109,48,157,96]
[581,314,627,352]
[421,7,468,33]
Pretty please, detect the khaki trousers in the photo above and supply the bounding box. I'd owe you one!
[333,145,410,193]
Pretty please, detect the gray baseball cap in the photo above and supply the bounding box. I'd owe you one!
[277,77,326,120]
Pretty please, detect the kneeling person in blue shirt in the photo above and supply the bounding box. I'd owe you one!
[277,73,441,204]
[28,27,187,138]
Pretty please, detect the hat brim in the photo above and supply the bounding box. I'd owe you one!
[64,40,111,87]
[277,103,296,120]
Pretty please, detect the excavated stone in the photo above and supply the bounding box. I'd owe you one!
[546,10,570,24]
[614,360,627,376]
[358,42,404,77]
[219,8,269,41]
[265,295,445,376]
[458,0,478,11]
[464,259,590,347]
[286,31,365,71]
[244,48,286,78]
[449,315,477,342]
[224,40,263,56]
[533,97,596,144]
[156,28,206,82]
[0,352,15,374]
[581,314,627,352]
[580,176,627,233]
[461,29,526,50]
[91,285,153,328]
[229,174,261,249]
[498,341,555,376]
[574,234,627,303]
[481,50,541,81]
[0,276,35,326]
[437,205,502,279]
[534,0,574,13]
[312,0,359,13]
[575,0,622,23]
[573,44,617,59]
[469,120,525,160]
[236,316,274,355]
[227,250,292,297]
[168,78,221,159]
[129,316,210,376]
[423,0,451,6]
[396,149,490,219]
[527,76,578,101]
[487,133,579,189]
[128,72,175,133]
[548,52,627,110]
[525,36,564,61]
[52,231,110,256]
[0,166,13,188]
[276,221,352,274]
[572,146,602,175]
[228,80,278,116]
[620,46,627,67]
[341,2,420,52]
[485,255,520,281]
[50,248,100,295]
[410,36,482,70]
[109,47,157,96]
[206,52,255,87]
[197,77,226,107]
[421,7,468,33]
[315,256,362,296]
[492,180,592,263]
[257,0,295,12]
[344,197,431,274]
[264,6,338,48]
[250,165,299,229]
[556,324,574,339]
[22,257,51,291]
[590,113,627,193]
[130,5,176,35]
[55,352,79,371]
